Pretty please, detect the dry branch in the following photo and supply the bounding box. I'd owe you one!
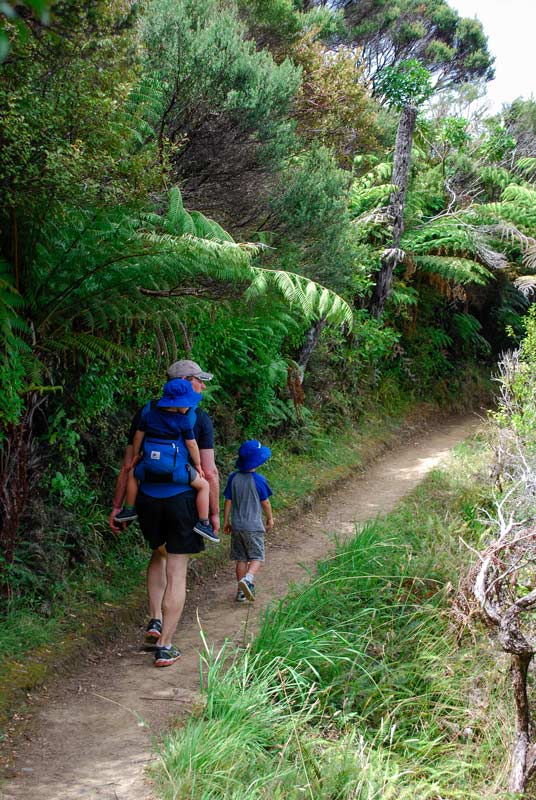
[460,352,536,794]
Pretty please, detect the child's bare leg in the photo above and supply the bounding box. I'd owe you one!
[190,475,209,519]
[237,560,262,581]
[247,560,263,577]
[113,469,139,523]
[237,559,262,602]
[125,470,139,507]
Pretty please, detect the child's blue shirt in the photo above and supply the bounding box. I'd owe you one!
[138,406,196,440]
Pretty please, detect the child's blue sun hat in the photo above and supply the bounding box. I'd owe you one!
[156,378,202,408]
[236,439,272,471]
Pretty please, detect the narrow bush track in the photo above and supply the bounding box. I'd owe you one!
[0,415,479,800]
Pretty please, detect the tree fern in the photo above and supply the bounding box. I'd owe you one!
[349,158,396,220]
[6,188,351,416]
[349,167,536,313]
[246,268,352,326]
[481,184,536,233]
[452,312,491,355]
[411,255,492,285]
[45,334,129,363]
[516,157,536,182]
[0,263,29,356]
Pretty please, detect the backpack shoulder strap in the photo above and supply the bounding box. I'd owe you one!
[140,400,153,422]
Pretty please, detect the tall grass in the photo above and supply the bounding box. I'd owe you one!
[153,439,514,799]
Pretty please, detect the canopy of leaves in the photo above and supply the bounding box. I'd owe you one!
[0,0,353,432]
[375,58,433,110]
[326,0,495,91]
[0,0,50,60]
[140,0,301,226]
[291,33,381,162]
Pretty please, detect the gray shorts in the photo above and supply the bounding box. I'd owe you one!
[229,530,265,562]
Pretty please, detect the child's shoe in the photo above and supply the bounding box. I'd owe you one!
[114,506,138,523]
[193,519,220,543]
[154,645,181,667]
[238,577,255,601]
[235,588,247,602]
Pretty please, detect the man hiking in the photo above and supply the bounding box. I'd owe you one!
[109,360,219,666]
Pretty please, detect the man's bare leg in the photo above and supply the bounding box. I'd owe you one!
[147,545,167,620]
[158,553,189,647]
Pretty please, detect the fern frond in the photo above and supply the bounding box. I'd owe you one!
[452,313,491,354]
[189,211,235,243]
[516,157,536,181]
[423,326,453,349]
[389,284,418,307]
[248,268,352,326]
[413,255,492,285]
[514,276,536,297]
[0,262,30,356]
[45,333,129,361]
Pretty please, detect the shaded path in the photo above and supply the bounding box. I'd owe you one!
[0,415,479,799]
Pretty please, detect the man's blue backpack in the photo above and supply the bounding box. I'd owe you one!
[133,402,195,485]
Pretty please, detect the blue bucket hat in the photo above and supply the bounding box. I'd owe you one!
[235,439,272,471]
[156,378,202,408]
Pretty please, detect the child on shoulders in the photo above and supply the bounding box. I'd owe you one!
[114,378,218,543]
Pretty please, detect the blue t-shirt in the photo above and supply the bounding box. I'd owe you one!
[132,404,214,499]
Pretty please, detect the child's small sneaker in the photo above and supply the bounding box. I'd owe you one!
[235,588,247,602]
[154,645,181,667]
[114,507,138,523]
[193,520,220,543]
[238,577,255,601]
[145,618,162,644]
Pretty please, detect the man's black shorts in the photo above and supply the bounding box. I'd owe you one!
[136,490,205,554]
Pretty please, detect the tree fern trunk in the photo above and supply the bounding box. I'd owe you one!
[369,104,417,318]
[296,317,326,382]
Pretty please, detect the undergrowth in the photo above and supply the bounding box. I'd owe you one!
[153,436,515,799]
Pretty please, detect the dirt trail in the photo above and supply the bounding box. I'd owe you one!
[0,415,479,800]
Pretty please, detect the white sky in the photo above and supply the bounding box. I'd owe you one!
[448,0,536,111]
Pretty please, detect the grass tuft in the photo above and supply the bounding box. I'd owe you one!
[153,437,514,798]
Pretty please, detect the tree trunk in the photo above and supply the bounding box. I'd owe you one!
[296,317,327,383]
[369,104,417,318]
[509,652,534,793]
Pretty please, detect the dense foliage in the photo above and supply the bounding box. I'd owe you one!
[0,0,534,607]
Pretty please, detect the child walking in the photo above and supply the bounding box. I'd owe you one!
[114,378,218,542]
[223,440,274,601]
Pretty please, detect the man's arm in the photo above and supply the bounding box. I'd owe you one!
[109,444,134,533]
[200,448,220,533]
[132,429,144,459]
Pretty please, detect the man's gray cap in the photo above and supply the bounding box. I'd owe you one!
[167,359,213,381]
